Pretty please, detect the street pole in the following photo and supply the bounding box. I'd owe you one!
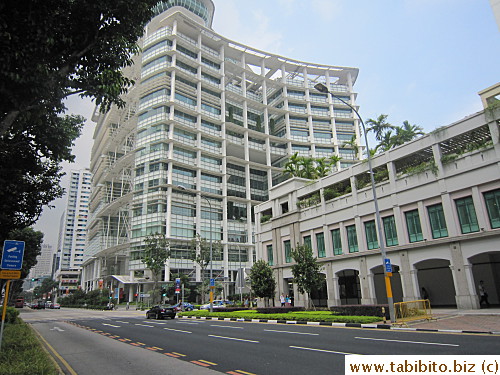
[314,83,396,323]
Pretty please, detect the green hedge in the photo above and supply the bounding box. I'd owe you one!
[0,321,59,375]
[179,310,380,324]
[330,304,389,318]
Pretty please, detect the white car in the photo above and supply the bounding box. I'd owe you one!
[199,300,230,310]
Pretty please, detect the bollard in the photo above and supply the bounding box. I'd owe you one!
[382,306,387,324]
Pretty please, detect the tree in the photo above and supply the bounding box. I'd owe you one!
[0,114,83,243]
[249,260,276,307]
[0,0,159,136]
[189,234,222,304]
[366,114,393,141]
[142,232,170,303]
[290,244,323,310]
[391,121,425,147]
[39,278,59,298]
[283,153,342,180]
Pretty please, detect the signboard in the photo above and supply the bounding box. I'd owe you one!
[175,278,181,294]
[1,240,25,270]
[140,293,150,298]
[0,270,21,279]
[209,278,215,289]
[384,258,392,273]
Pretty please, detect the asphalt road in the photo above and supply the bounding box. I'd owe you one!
[20,308,500,375]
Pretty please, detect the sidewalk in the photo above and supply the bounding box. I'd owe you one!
[401,307,500,334]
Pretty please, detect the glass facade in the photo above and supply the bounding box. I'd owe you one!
[267,244,274,266]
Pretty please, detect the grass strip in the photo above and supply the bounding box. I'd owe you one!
[0,322,59,375]
[179,310,381,324]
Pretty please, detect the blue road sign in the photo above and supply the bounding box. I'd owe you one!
[1,240,25,270]
[384,258,392,273]
[210,278,215,287]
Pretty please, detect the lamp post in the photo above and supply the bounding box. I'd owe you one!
[177,185,214,312]
[314,83,396,323]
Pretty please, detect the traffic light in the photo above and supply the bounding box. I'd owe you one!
[161,288,167,297]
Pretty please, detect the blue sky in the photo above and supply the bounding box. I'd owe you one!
[35,0,499,245]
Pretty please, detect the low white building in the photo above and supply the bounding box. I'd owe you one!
[255,86,500,310]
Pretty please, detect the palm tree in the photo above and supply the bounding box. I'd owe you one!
[375,130,394,152]
[298,156,316,179]
[282,153,301,178]
[391,121,425,147]
[314,157,331,178]
[366,114,394,141]
[342,135,359,159]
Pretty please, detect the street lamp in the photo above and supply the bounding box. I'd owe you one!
[314,83,396,323]
[177,185,214,312]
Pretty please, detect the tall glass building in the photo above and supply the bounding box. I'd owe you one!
[81,0,361,302]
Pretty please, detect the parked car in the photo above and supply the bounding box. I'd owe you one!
[199,300,232,310]
[146,305,176,320]
[48,303,60,309]
[172,302,194,312]
[31,301,45,309]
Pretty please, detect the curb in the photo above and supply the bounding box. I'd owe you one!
[180,316,499,335]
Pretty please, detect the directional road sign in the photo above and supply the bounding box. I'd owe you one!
[1,241,25,270]
[384,258,392,273]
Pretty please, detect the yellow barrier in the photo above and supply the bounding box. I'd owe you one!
[393,299,434,327]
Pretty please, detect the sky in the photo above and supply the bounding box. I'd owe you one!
[33,0,500,246]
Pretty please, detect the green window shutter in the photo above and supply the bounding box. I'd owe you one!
[364,220,379,250]
[346,225,358,253]
[427,204,448,238]
[267,244,274,266]
[316,232,326,258]
[455,197,479,234]
[405,209,423,243]
[484,189,500,229]
[284,240,292,263]
[331,229,342,255]
[382,216,399,247]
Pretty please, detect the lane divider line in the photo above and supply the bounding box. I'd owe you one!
[354,336,459,346]
[208,335,259,343]
[290,345,359,355]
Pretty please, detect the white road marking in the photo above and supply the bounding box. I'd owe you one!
[354,337,459,347]
[164,327,192,334]
[50,327,65,332]
[208,335,259,343]
[265,329,319,336]
[135,324,154,327]
[290,346,359,355]
[176,321,200,325]
[102,323,121,328]
[211,324,244,329]
[143,321,167,325]
[114,321,129,324]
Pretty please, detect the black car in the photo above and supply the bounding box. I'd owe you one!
[146,305,176,320]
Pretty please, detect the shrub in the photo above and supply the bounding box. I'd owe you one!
[256,306,305,314]
[330,304,389,318]
[0,306,20,324]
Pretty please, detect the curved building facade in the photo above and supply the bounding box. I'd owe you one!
[82,1,361,302]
